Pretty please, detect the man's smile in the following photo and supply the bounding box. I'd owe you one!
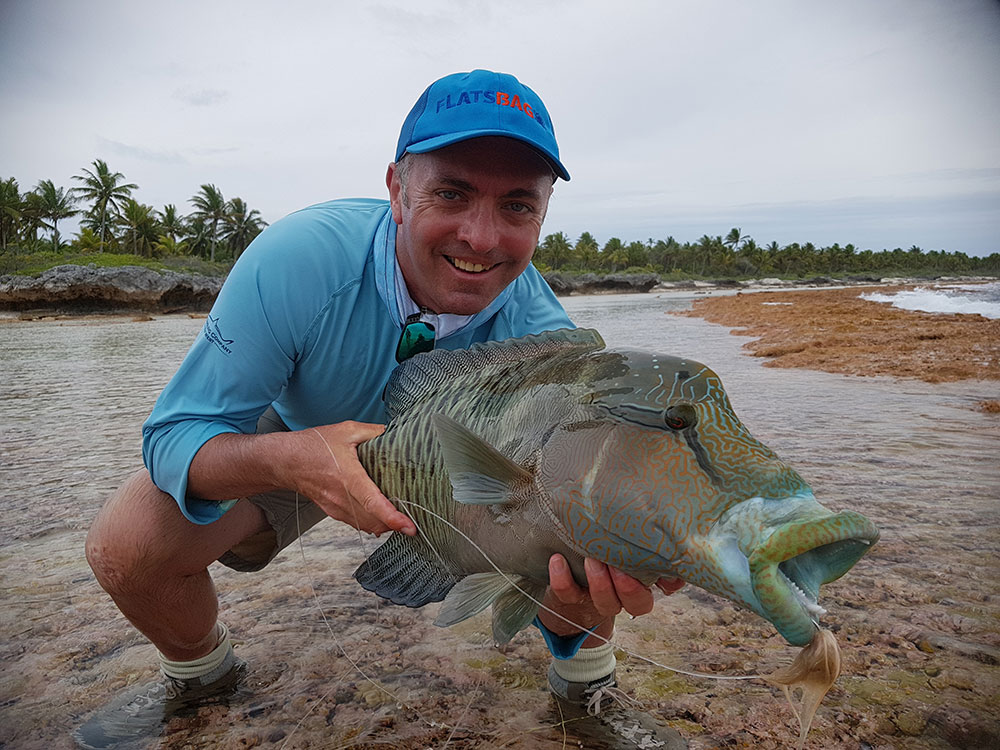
[446,255,497,274]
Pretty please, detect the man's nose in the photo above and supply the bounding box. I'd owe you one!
[455,203,499,254]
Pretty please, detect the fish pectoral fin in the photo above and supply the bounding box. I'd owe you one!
[435,572,513,628]
[433,414,533,506]
[492,579,546,645]
[434,573,545,645]
[354,532,458,607]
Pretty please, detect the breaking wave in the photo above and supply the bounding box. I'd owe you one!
[860,281,1000,319]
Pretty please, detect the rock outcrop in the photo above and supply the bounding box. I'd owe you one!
[0,265,224,312]
[542,272,660,295]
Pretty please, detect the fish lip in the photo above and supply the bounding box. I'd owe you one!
[654,577,685,596]
[749,510,879,646]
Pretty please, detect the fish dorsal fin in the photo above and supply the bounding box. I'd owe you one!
[433,414,533,505]
[385,327,605,419]
[353,532,458,607]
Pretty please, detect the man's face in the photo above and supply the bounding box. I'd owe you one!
[387,137,554,315]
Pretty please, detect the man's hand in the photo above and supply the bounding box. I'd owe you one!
[188,421,415,537]
[298,422,416,537]
[537,554,685,643]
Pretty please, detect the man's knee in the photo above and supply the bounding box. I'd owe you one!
[86,470,207,592]
[86,469,270,592]
[86,470,175,595]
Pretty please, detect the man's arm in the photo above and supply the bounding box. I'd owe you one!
[187,422,416,537]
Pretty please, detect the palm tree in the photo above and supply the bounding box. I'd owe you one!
[573,231,600,269]
[696,234,721,276]
[0,177,22,251]
[158,204,185,244]
[624,240,649,269]
[19,191,46,245]
[602,237,627,271]
[154,234,189,257]
[189,184,227,261]
[72,159,138,251]
[539,231,572,270]
[34,179,78,251]
[117,198,160,256]
[724,227,749,252]
[73,227,103,252]
[183,215,213,258]
[221,197,267,260]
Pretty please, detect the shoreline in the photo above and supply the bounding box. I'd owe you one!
[1,262,994,315]
[678,284,1000,384]
[5,270,998,391]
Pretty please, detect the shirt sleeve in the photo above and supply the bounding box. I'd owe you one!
[141,213,331,524]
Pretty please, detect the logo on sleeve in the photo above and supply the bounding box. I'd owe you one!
[203,314,234,355]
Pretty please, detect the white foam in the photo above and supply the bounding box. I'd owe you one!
[860,283,1000,319]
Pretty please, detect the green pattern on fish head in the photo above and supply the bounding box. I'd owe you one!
[534,350,735,580]
[533,347,880,646]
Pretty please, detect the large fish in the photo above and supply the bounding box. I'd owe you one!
[355,328,878,647]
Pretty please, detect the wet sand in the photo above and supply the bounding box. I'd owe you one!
[2,293,999,749]
[679,285,1000,384]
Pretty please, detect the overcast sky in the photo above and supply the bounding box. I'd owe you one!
[2,0,998,255]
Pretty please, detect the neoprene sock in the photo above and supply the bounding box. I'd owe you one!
[551,641,617,684]
[157,622,235,685]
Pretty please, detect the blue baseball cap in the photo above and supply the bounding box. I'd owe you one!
[395,69,570,181]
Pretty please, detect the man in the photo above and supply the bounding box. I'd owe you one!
[76,69,685,750]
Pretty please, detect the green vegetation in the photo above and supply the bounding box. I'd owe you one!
[532,227,1000,279]
[3,164,997,281]
[1,161,266,275]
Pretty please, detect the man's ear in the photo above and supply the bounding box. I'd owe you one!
[386,163,403,224]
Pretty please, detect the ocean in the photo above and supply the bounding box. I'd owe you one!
[1,291,998,748]
[861,280,1000,319]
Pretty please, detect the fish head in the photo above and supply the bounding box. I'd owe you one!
[537,348,879,646]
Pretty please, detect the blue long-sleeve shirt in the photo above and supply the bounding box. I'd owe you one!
[142,198,573,524]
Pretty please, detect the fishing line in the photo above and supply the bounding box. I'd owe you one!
[283,426,765,749]
[393,499,761,682]
[278,431,473,745]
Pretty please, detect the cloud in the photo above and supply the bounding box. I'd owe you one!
[173,88,230,107]
[96,137,188,166]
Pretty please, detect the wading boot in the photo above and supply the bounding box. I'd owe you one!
[548,664,687,750]
[72,655,247,749]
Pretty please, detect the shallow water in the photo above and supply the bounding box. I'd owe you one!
[1,293,998,749]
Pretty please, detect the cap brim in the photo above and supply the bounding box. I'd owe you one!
[404,130,571,181]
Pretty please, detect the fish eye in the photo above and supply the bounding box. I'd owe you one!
[664,403,697,430]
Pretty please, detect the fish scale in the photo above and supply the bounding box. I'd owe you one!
[354,328,878,647]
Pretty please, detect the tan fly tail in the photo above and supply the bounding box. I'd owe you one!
[764,628,841,749]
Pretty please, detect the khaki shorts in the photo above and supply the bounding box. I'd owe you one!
[217,407,329,572]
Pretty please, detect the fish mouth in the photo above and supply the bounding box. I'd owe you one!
[446,256,497,274]
[749,510,879,646]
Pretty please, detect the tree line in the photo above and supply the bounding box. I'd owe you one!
[2,162,997,279]
[533,228,1000,278]
[0,160,267,263]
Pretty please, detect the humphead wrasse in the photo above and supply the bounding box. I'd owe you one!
[355,328,878,650]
